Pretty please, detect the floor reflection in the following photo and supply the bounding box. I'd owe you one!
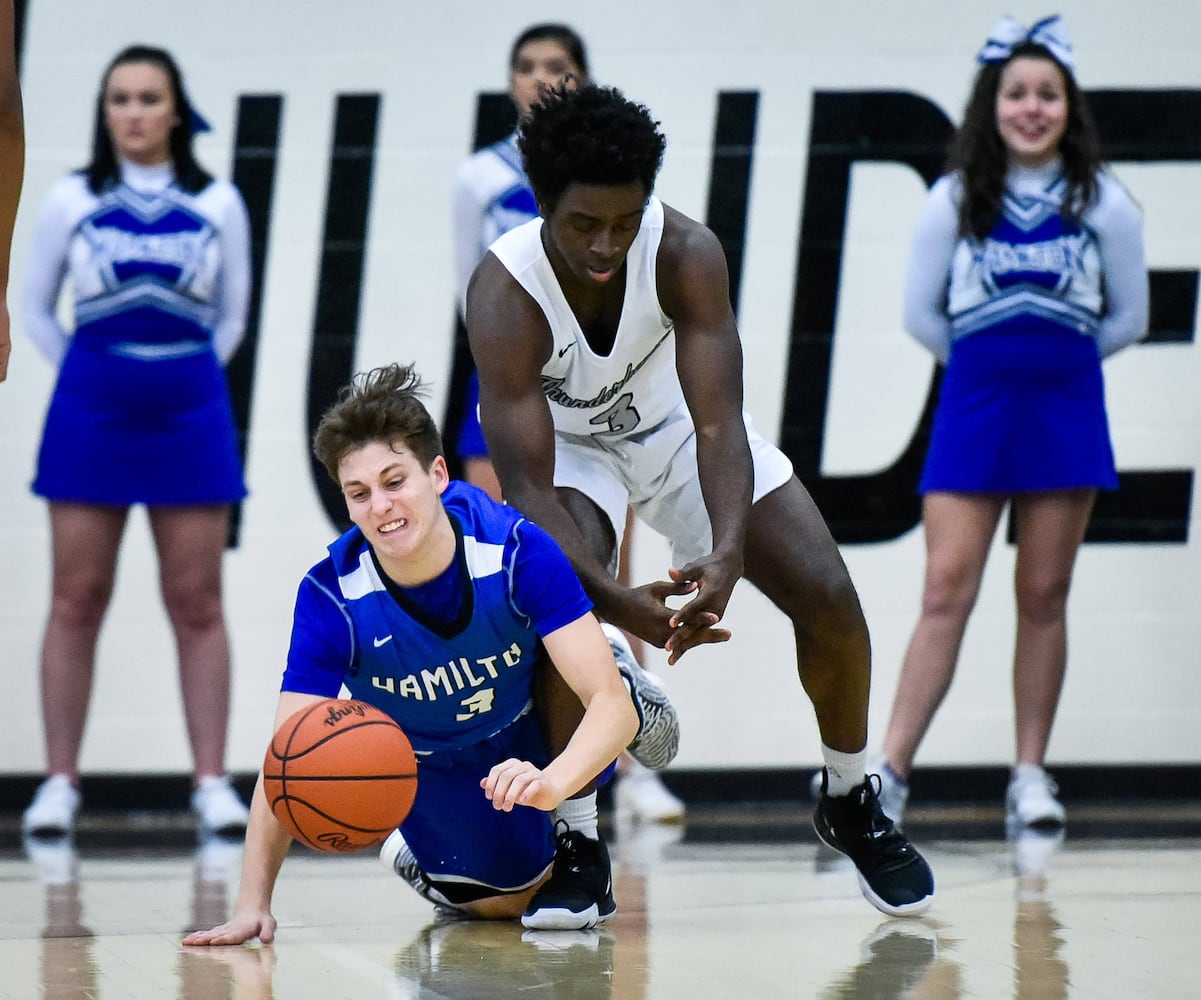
[26,835,99,1000]
[391,919,619,1000]
[1011,828,1068,1000]
[7,806,1195,1000]
[820,920,961,1000]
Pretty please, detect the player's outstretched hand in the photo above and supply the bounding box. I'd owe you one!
[483,758,565,813]
[182,910,278,947]
[664,609,731,664]
[662,554,741,664]
[619,576,732,663]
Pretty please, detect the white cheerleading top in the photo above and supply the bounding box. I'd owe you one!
[23,160,250,367]
[903,161,1146,363]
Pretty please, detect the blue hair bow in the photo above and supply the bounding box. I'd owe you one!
[190,108,211,136]
[977,14,1075,72]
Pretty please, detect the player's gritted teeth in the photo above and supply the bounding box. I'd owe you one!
[379,518,408,534]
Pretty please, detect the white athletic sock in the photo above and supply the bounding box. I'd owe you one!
[553,792,599,840]
[821,744,867,797]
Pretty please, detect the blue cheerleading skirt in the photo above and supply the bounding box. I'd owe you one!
[920,323,1117,494]
[33,334,247,506]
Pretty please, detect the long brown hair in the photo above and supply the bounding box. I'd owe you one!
[949,43,1102,239]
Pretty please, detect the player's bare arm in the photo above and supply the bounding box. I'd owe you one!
[482,613,637,812]
[182,692,321,946]
[468,254,690,641]
[467,256,610,584]
[656,206,753,660]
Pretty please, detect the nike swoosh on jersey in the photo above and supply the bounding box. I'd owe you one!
[373,635,394,647]
[558,342,576,358]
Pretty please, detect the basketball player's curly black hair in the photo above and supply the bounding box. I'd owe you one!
[518,84,667,215]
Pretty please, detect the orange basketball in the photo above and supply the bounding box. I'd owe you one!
[262,698,418,853]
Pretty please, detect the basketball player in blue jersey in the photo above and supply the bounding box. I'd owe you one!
[466,84,935,917]
[184,363,677,945]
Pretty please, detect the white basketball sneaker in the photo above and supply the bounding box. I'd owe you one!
[601,624,680,771]
[871,757,910,827]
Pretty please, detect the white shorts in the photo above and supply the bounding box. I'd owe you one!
[553,401,793,570]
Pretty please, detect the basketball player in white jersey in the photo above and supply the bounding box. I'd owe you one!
[466,84,935,917]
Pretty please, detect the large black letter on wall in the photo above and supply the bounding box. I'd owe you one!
[441,94,517,479]
[1076,89,1201,544]
[781,92,953,543]
[226,95,283,547]
[307,95,381,531]
[705,92,759,314]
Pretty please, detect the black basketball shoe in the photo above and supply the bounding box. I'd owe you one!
[813,772,935,917]
[522,823,617,930]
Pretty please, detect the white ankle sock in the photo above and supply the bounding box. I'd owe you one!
[554,792,599,840]
[821,744,867,797]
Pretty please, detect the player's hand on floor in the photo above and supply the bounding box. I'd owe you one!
[483,758,563,812]
[182,910,277,947]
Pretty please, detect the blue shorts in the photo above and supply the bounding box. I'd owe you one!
[399,711,615,903]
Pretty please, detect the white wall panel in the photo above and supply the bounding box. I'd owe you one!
[1,1,1197,774]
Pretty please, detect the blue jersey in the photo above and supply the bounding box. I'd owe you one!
[475,137,539,255]
[282,482,592,753]
[25,163,251,365]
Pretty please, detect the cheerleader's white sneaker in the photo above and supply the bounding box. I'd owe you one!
[22,775,81,837]
[1006,764,1066,829]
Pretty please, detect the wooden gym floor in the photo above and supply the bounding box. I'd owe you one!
[1,796,1199,999]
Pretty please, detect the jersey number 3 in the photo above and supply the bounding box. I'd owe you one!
[590,392,640,436]
[455,688,496,721]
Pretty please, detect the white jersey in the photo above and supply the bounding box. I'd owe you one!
[903,160,1146,362]
[488,196,682,439]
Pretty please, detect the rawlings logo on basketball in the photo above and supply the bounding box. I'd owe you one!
[322,701,368,727]
[316,831,356,851]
